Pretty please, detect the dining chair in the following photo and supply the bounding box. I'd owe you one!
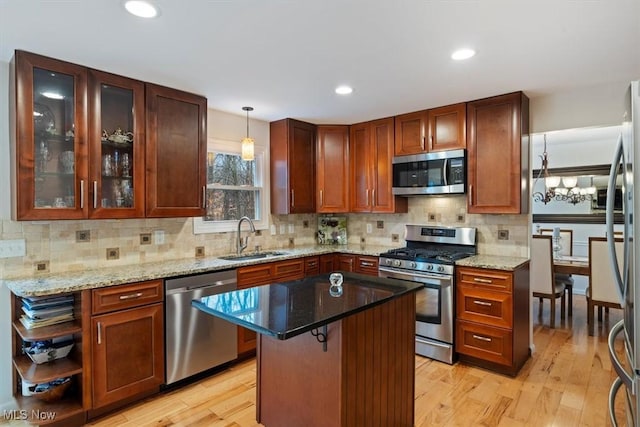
[531,235,566,328]
[586,237,624,336]
[540,228,574,316]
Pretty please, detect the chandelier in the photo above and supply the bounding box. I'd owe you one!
[532,135,596,205]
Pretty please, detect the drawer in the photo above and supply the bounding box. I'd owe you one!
[456,320,512,366]
[92,280,163,315]
[355,255,379,276]
[304,256,320,276]
[273,259,305,281]
[238,264,273,287]
[457,285,513,328]
[457,267,513,293]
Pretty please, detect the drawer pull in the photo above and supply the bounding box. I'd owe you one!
[472,334,492,342]
[360,261,375,267]
[119,292,143,300]
[97,322,102,345]
[473,300,492,307]
[308,262,317,268]
[473,277,493,284]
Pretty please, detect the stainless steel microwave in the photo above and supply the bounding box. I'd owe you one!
[392,149,466,196]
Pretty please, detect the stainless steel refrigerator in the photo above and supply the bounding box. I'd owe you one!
[608,80,640,426]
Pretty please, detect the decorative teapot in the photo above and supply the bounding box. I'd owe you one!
[103,127,133,144]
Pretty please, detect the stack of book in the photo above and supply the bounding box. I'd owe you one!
[19,295,75,329]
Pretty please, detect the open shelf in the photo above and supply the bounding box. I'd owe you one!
[13,355,83,383]
[14,394,84,425]
[13,320,82,341]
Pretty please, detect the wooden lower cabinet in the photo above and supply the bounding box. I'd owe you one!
[90,281,164,411]
[354,255,379,275]
[336,254,355,272]
[319,254,336,273]
[455,264,530,376]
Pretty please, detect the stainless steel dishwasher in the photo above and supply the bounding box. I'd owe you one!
[165,269,237,385]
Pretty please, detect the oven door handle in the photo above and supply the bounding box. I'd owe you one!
[379,266,451,284]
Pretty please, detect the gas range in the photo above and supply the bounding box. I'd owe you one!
[379,225,477,276]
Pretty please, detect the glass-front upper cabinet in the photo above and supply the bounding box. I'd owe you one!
[88,70,145,218]
[13,51,87,220]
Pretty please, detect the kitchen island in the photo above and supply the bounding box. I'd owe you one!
[193,272,421,427]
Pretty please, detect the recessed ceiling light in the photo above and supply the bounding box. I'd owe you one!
[41,91,64,100]
[124,0,159,18]
[451,48,476,61]
[335,85,353,95]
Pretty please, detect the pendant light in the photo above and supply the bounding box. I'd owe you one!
[241,106,254,161]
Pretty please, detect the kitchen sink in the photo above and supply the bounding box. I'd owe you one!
[218,251,289,261]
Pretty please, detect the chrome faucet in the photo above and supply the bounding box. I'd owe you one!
[236,216,256,255]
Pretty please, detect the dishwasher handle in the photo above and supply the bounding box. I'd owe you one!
[166,277,236,295]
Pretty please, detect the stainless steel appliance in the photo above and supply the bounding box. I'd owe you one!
[608,80,639,426]
[379,225,477,364]
[165,270,238,385]
[392,149,466,196]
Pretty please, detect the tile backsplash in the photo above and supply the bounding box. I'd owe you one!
[0,195,528,279]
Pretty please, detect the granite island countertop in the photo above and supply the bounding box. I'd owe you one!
[456,254,530,271]
[192,271,422,340]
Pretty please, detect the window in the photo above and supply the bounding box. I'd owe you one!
[193,139,269,233]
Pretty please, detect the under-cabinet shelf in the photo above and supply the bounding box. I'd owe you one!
[13,320,82,341]
[14,394,84,425]
[13,355,83,383]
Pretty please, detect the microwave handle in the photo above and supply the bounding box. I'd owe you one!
[443,158,448,186]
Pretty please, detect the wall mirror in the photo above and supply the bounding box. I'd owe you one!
[530,126,623,224]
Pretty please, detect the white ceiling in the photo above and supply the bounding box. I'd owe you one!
[1,0,639,124]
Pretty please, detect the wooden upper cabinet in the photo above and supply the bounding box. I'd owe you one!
[427,102,466,152]
[270,118,316,214]
[350,118,407,213]
[394,103,466,156]
[88,69,146,219]
[316,125,349,213]
[394,110,427,156]
[145,83,207,217]
[11,51,88,220]
[466,92,530,214]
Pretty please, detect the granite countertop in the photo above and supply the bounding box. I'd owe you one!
[192,271,422,340]
[456,254,530,271]
[1,244,393,297]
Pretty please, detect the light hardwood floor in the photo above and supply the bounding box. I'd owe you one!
[9,296,620,427]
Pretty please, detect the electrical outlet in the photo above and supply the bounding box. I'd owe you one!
[428,213,436,221]
[288,237,295,247]
[391,234,400,242]
[154,230,165,244]
[35,261,49,273]
[75,230,90,243]
[456,214,465,223]
[255,230,262,236]
[106,248,120,260]
[303,220,309,228]
[195,246,205,258]
[361,237,366,243]
[366,223,373,234]
[140,233,152,245]
[288,223,294,234]
[270,225,277,235]
[377,220,384,229]
[0,239,26,258]
[498,230,509,240]
[280,224,286,234]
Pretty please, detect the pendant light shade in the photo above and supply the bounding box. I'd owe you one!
[241,106,254,161]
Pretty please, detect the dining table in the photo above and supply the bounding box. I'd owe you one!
[553,255,589,317]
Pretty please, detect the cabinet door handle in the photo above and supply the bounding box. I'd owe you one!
[366,189,369,206]
[371,189,376,206]
[202,186,206,209]
[421,136,425,150]
[119,292,143,300]
[472,334,492,342]
[468,184,473,205]
[80,180,85,209]
[97,322,102,345]
[320,190,323,207]
[473,300,492,307]
[93,181,98,209]
[308,262,317,268]
[473,277,493,284]
[291,189,295,208]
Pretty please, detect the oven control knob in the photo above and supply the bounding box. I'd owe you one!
[393,260,401,267]
[386,259,393,265]
[437,265,445,272]
[426,264,433,271]
[409,262,417,268]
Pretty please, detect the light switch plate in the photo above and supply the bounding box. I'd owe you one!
[0,239,26,258]
[154,230,165,244]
